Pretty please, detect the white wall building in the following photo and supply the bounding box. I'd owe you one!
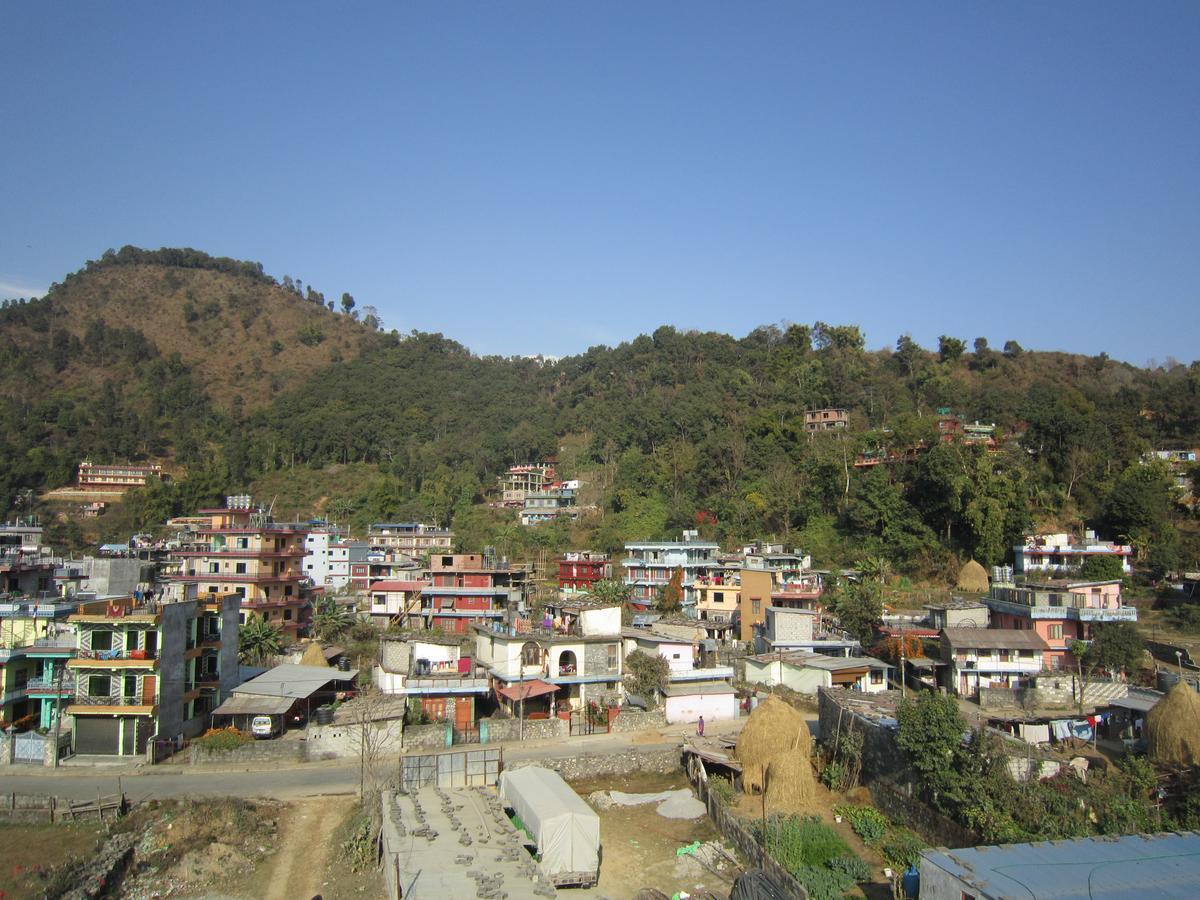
[622,531,721,613]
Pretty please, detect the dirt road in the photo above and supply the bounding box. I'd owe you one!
[263,796,355,900]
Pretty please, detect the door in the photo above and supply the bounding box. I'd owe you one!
[75,717,121,755]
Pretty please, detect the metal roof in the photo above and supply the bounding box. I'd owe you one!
[941,627,1050,651]
[663,680,736,697]
[233,663,358,700]
[211,694,295,716]
[921,831,1200,899]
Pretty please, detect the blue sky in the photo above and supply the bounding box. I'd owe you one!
[2,2,1197,364]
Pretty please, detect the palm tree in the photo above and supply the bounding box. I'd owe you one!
[312,598,356,642]
[238,616,284,665]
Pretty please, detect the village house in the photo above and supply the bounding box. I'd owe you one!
[940,626,1049,699]
[520,485,579,526]
[66,593,240,755]
[622,531,721,613]
[986,575,1134,668]
[366,522,455,558]
[407,552,529,634]
[212,661,357,736]
[498,463,557,507]
[925,598,990,630]
[621,628,736,723]
[169,496,312,638]
[1013,531,1133,576]
[76,460,163,491]
[367,579,429,628]
[1,595,77,732]
[744,651,891,695]
[804,408,849,433]
[473,600,624,716]
[374,634,489,733]
[557,551,612,596]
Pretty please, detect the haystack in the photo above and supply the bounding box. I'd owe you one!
[764,747,818,808]
[1146,682,1200,767]
[956,559,990,593]
[735,695,811,793]
[299,642,329,668]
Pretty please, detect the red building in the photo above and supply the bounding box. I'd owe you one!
[414,553,529,634]
[558,551,612,595]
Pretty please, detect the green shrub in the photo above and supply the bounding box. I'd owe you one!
[193,727,254,751]
[880,827,926,870]
[792,865,855,900]
[834,804,889,845]
[709,775,735,806]
[757,815,852,871]
[827,854,871,882]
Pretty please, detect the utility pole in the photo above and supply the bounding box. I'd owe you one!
[51,663,66,768]
[900,633,907,699]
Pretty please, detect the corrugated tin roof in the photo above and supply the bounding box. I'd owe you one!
[211,694,294,716]
[663,680,736,697]
[941,627,1050,650]
[233,663,358,699]
[921,831,1200,899]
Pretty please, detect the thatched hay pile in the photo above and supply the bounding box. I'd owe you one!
[735,695,811,794]
[956,559,990,593]
[764,747,818,807]
[1146,683,1200,767]
[299,642,329,668]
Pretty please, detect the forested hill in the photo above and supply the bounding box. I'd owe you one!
[3,247,1199,577]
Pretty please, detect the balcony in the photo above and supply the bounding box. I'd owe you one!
[69,650,159,669]
[70,693,153,708]
[26,674,76,694]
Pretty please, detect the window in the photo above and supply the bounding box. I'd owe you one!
[442,556,454,566]
[1048,625,1063,640]
[88,675,110,697]
[714,592,724,603]
[209,562,220,574]
[284,609,293,621]
[607,644,618,670]
[870,670,884,685]
[90,630,113,651]
[672,652,681,660]
[235,563,247,574]
[237,537,249,549]
[208,585,219,594]
[123,675,137,697]
[284,585,293,597]
[752,599,761,614]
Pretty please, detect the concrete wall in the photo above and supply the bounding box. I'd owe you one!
[75,557,153,596]
[403,722,451,751]
[608,707,667,733]
[868,780,978,849]
[816,688,910,783]
[665,691,738,724]
[306,717,405,761]
[768,608,815,643]
[190,738,306,765]
[156,600,191,740]
[918,856,976,900]
[218,595,241,697]
[506,747,681,782]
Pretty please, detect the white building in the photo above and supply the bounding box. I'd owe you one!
[303,527,348,588]
[1014,531,1132,576]
[744,652,891,695]
[940,627,1049,698]
[621,629,736,724]
[622,531,721,613]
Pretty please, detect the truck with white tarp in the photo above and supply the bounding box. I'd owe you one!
[499,765,600,886]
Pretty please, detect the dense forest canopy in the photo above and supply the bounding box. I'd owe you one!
[4,249,1199,577]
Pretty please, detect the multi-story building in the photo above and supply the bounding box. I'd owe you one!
[621,628,736,723]
[1,596,77,730]
[394,553,529,634]
[695,572,741,626]
[1013,532,1133,576]
[65,593,239,756]
[76,460,163,490]
[302,526,349,587]
[558,552,613,595]
[474,600,624,713]
[741,542,811,576]
[520,488,579,526]
[367,579,429,628]
[0,520,58,597]
[621,531,721,613]
[374,635,489,731]
[366,523,455,558]
[1147,449,1198,498]
[986,576,1135,668]
[170,496,310,637]
[940,627,1049,698]
[804,408,849,433]
[498,464,556,507]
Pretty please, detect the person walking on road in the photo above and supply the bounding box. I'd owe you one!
[697,715,705,737]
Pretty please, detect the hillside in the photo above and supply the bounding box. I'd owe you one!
[4,249,1199,579]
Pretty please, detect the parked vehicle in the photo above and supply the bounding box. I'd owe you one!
[251,715,280,739]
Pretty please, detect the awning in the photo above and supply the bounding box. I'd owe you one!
[211,694,295,716]
[830,668,868,685]
[496,679,560,702]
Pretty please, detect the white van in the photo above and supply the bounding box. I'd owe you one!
[251,715,279,739]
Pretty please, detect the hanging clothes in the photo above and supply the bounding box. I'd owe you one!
[1022,723,1051,745]
[1052,720,1071,740]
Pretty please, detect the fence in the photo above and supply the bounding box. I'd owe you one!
[0,792,128,823]
[686,757,809,900]
[398,747,503,790]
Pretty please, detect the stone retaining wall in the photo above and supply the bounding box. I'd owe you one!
[189,739,306,765]
[507,747,681,783]
[868,780,978,849]
[608,707,667,733]
[402,723,450,751]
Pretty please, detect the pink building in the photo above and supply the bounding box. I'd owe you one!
[986,578,1133,668]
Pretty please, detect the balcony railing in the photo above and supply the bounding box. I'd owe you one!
[72,693,152,707]
[75,649,157,661]
[26,674,76,692]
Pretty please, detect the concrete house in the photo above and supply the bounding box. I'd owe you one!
[940,627,1049,699]
[374,635,488,731]
[621,629,736,724]
[744,651,891,695]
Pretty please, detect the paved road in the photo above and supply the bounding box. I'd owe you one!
[0,718,746,802]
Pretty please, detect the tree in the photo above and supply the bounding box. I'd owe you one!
[239,616,284,665]
[896,691,973,808]
[658,567,684,613]
[312,598,356,641]
[341,292,356,315]
[623,649,669,706]
[830,580,883,645]
[1002,340,1023,358]
[1085,622,1145,679]
[1080,554,1125,581]
[586,579,632,607]
[938,335,966,364]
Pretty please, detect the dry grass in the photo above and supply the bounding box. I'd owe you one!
[956,559,990,593]
[764,748,818,807]
[1147,682,1200,767]
[736,695,811,794]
